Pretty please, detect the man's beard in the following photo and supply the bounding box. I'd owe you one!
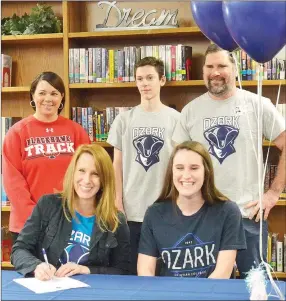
[207,78,229,96]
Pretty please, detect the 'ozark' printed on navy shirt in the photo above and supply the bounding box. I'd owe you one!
[60,212,95,264]
[139,200,246,278]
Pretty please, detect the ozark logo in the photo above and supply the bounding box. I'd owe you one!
[133,135,164,171]
[204,125,239,164]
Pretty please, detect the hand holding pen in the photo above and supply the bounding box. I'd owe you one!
[34,249,56,281]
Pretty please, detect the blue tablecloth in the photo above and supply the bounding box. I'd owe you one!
[2,271,286,300]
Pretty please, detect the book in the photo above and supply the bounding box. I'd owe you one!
[1,54,12,87]
[270,233,278,271]
[277,241,283,272]
[283,234,286,273]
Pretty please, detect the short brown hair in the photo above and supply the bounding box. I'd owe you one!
[158,141,228,205]
[204,44,235,65]
[135,56,165,79]
[30,71,65,114]
[61,144,119,233]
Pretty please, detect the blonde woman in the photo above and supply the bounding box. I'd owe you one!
[138,141,246,278]
[11,144,130,280]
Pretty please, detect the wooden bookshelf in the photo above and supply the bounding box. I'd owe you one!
[70,82,137,89]
[1,86,30,93]
[2,206,11,212]
[92,141,111,148]
[1,33,63,45]
[277,200,286,206]
[2,80,285,92]
[236,271,286,279]
[68,26,203,40]
[69,80,285,89]
[263,140,275,147]
[1,261,13,268]
[239,80,286,86]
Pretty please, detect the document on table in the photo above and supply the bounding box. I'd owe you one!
[13,276,90,294]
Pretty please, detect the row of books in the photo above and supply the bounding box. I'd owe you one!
[264,163,286,193]
[1,180,9,207]
[1,54,12,87]
[276,104,286,119]
[71,106,132,142]
[1,226,12,262]
[68,45,192,84]
[267,233,286,272]
[1,116,22,146]
[234,49,286,81]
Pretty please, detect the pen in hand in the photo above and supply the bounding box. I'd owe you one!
[59,258,63,266]
[42,248,50,270]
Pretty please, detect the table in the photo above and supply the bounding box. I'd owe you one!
[2,271,286,300]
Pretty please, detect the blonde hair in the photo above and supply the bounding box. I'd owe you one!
[61,144,119,232]
[158,141,228,205]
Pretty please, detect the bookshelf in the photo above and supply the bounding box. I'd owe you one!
[1,33,63,44]
[68,26,203,40]
[1,86,30,93]
[236,271,286,279]
[3,80,285,92]
[1,1,285,275]
[1,261,13,268]
[1,206,11,212]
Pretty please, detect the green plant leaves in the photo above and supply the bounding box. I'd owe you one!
[1,3,62,35]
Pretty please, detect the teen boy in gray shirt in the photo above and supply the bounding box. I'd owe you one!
[107,57,180,274]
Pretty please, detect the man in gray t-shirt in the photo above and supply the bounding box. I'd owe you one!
[107,57,180,274]
[172,44,286,278]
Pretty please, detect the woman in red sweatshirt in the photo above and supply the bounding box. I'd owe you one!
[3,72,90,242]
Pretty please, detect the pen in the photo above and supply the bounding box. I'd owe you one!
[42,248,50,269]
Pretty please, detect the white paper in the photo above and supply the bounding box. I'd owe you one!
[13,276,90,294]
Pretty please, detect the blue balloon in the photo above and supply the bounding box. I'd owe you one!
[191,0,238,51]
[223,1,286,63]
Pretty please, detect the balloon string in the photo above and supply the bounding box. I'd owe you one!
[263,81,281,200]
[232,51,258,161]
[257,63,263,261]
[257,64,284,301]
[232,51,242,90]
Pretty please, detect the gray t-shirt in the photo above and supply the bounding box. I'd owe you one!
[107,105,180,222]
[139,200,246,278]
[172,89,285,217]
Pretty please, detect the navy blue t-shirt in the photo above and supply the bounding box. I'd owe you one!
[139,200,246,278]
[60,211,95,265]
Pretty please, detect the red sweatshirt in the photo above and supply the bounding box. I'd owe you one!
[3,115,90,233]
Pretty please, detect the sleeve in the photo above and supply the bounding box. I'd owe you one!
[262,97,285,141]
[171,106,192,144]
[107,114,123,151]
[219,201,247,251]
[11,197,47,276]
[2,127,36,230]
[73,121,91,147]
[138,207,160,258]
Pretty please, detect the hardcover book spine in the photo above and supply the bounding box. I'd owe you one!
[88,48,93,83]
[87,107,94,142]
[74,48,80,83]
[79,48,86,83]
[69,48,74,84]
[171,45,176,81]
